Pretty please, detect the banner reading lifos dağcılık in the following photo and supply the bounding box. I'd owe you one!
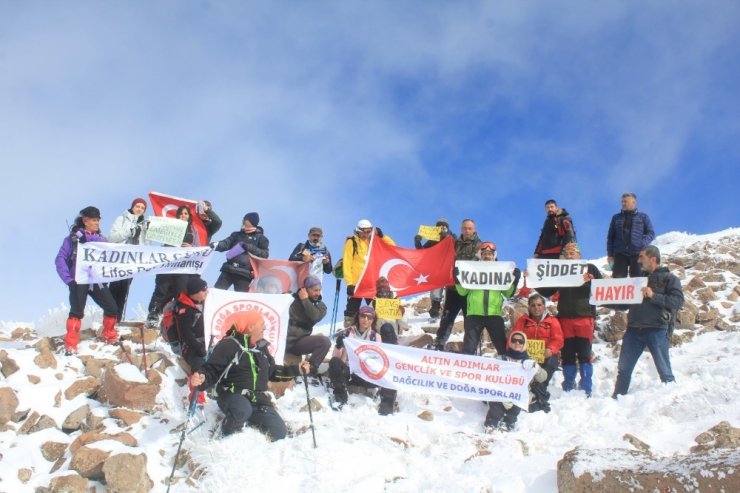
[525,258,590,288]
[203,288,293,364]
[74,243,213,284]
[344,338,538,409]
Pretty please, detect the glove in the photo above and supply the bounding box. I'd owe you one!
[347,285,355,296]
[137,214,145,224]
[335,334,345,349]
[522,359,536,370]
[414,235,423,248]
[375,227,384,238]
[75,230,87,243]
[453,266,460,277]
[209,241,218,249]
[513,267,521,278]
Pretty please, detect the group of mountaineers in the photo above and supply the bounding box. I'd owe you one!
[55,191,684,437]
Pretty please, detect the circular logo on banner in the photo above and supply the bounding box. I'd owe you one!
[354,344,390,380]
[210,300,281,357]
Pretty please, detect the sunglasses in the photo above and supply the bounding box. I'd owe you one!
[510,338,525,345]
[359,313,374,319]
[359,228,372,233]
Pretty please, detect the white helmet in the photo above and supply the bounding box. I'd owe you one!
[356,219,372,231]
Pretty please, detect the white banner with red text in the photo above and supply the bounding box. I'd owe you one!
[589,277,648,305]
[74,243,214,284]
[203,288,292,364]
[344,338,538,409]
[526,258,590,288]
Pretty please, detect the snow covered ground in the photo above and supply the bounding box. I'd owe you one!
[1,228,738,492]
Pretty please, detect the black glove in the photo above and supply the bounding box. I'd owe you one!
[137,214,145,224]
[375,227,384,238]
[512,267,521,286]
[335,334,345,349]
[347,285,355,296]
[414,235,423,249]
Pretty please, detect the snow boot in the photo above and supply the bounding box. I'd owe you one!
[562,365,577,392]
[378,389,397,416]
[578,362,594,397]
[100,315,119,344]
[64,317,82,354]
[343,315,355,328]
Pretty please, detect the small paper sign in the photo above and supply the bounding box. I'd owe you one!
[375,298,402,320]
[417,225,442,241]
[526,339,546,364]
[145,216,187,246]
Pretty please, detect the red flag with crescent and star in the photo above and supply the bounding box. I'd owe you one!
[354,234,455,298]
[248,255,312,294]
[148,191,208,246]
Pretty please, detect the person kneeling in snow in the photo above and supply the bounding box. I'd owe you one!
[329,305,397,415]
[189,311,307,440]
[484,331,547,431]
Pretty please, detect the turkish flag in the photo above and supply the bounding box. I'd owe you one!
[249,255,311,294]
[148,191,208,246]
[354,235,455,298]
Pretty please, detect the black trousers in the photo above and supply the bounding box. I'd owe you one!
[108,278,133,321]
[612,253,642,278]
[68,282,118,319]
[147,274,191,316]
[561,337,592,366]
[216,393,287,440]
[214,271,252,292]
[462,315,506,355]
[436,287,467,345]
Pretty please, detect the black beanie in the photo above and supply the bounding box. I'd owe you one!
[186,277,208,295]
[80,206,101,219]
[243,212,260,227]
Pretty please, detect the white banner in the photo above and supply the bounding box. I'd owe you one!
[74,243,214,284]
[344,338,538,409]
[309,257,325,283]
[590,277,648,305]
[203,288,292,364]
[526,258,590,288]
[145,216,187,246]
[455,260,517,290]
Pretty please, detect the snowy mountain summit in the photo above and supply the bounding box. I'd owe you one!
[0,229,738,492]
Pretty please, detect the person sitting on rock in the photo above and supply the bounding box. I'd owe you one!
[189,311,306,440]
[484,331,548,432]
[285,275,330,385]
[329,305,397,415]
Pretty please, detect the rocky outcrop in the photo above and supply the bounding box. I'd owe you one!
[98,367,161,411]
[103,452,154,493]
[0,386,19,425]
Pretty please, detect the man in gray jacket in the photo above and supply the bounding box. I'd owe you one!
[285,275,329,382]
[613,245,684,397]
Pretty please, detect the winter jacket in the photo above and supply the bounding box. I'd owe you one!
[214,227,269,280]
[54,229,108,285]
[512,314,564,354]
[332,325,382,363]
[201,209,222,244]
[607,209,655,257]
[534,209,575,256]
[171,292,206,357]
[342,233,396,286]
[455,233,482,261]
[109,210,148,245]
[286,293,328,346]
[556,263,602,318]
[196,334,298,407]
[288,240,333,274]
[627,267,684,330]
[456,267,520,317]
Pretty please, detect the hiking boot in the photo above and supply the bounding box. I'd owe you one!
[333,388,348,405]
[378,399,394,416]
[144,313,159,329]
[100,315,119,344]
[64,317,82,354]
[343,315,354,328]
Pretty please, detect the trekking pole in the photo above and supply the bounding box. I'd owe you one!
[139,324,148,371]
[329,278,341,338]
[301,366,318,448]
[167,335,215,492]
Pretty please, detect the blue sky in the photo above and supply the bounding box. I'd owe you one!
[1,1,738,322]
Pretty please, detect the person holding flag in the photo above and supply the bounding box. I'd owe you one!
[414,218,456,322]
[341,219,395,327]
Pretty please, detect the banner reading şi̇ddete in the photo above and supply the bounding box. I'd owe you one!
[525,258,590,288]
[74,243,213,284]
[344,338,538,409]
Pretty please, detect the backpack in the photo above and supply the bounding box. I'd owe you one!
[159,299,182,355]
